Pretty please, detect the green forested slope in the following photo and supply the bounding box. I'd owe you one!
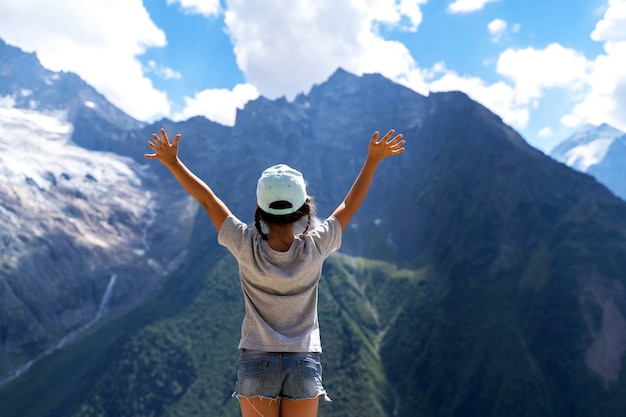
[0,240,430,417]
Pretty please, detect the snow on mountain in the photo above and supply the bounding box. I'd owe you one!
[562,138,614,171]
[549,123,626,200]
[0,99,151,257]
[0,101,138,189]
[550,123,625,172]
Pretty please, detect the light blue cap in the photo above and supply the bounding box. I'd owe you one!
[257,164,307,215]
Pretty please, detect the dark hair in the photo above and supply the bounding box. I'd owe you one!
[255,197,315,240]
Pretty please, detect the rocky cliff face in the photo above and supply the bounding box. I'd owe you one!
[0,105,147,375]
[0,40,196,381]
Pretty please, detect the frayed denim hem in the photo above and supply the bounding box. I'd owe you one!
[232,393,281,403]
[232,392,332,402]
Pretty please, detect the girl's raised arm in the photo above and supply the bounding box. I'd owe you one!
[145,128,231,231]
[331,129,405,231]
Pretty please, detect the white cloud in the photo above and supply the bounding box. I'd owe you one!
[366,0,428,31]
[591,0,626,47]
[496,43,590,104]
[167,0,221,16]
[568,42,626,131]
[223,0,427,100]
[566,0,626,131]
[0,0,170,121]
[173,83,259,126]
[537,127,553,138]
[422,43,591,131]
[394,68,431,97]
[448,0,498,14]
[145,60,182,80]
[0,96,16,108]
[561,114,581,127]
[488,19,507,42]
[358,37,426,88]
[224,0,365,99]
[397,0,428,30]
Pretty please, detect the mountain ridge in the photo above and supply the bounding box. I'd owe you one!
[0,38,141,131]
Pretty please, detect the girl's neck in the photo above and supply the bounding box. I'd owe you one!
[266,224,296,252]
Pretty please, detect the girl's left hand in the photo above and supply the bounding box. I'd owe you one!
[366,129,405,163]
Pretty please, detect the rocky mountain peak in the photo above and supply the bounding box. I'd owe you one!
[549,123,626,199]
[0,39,140,130]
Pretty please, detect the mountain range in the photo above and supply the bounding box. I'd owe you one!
[1,37,626,417]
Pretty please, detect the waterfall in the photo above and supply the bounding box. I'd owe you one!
[0,274,117,388]
[94,274,117,322]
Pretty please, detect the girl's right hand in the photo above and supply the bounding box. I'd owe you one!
[144,128,181,168]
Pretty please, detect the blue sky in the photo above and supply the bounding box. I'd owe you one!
[0,0,625,152]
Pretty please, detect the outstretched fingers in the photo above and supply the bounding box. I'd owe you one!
[370,130,381,145]
[380,129,395,143]
[368,129,405,161]
[172,133,181,148]
[143,128,181,162]
[144,140,157,159]
[388,134,405,154]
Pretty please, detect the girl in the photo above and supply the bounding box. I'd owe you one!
[145,128,405,417]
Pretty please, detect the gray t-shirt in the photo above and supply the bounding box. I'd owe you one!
[218,214,342,352]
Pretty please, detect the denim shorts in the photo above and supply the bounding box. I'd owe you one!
[233,350,329,401]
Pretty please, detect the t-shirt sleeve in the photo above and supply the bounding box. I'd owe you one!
[217,214,251,257]
[310,216,342,257]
